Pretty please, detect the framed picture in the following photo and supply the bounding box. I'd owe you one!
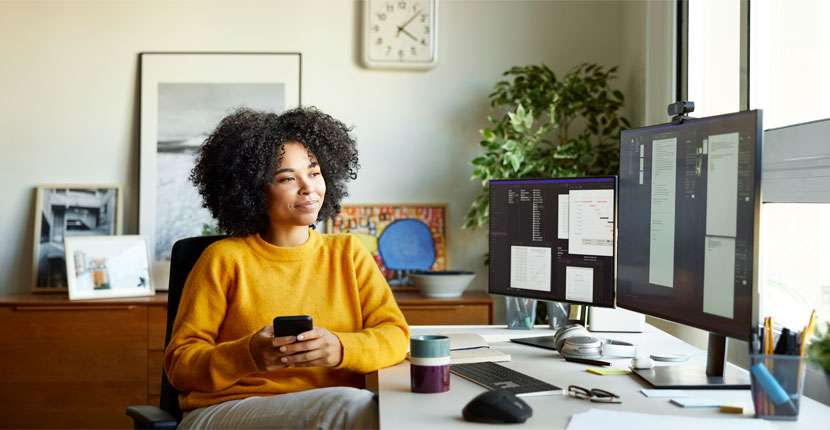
[32,185,122,292]
[65,235,155,300]
[327,204,448,285]
[138,52,301,291]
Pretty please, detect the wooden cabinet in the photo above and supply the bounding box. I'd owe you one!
[0,294,167,429]
[392,289,493,325]
[0,289,491,428]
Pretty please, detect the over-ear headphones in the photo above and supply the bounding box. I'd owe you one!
[553,324,637,359]
[553,324,588,351]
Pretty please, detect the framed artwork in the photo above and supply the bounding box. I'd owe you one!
[65,235,155,300]
[31,185,122,292]
[327,204,448,285]
[138,52,301,290]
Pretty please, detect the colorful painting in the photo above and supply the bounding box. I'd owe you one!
[327,205,447,285]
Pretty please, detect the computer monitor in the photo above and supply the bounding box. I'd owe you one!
[617,110,762,389]
[488,177,616,308]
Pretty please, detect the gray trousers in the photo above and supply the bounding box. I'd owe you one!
[178,387,378,429]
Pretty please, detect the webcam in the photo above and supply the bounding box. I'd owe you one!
[668,101,695,124]
[668,101,695,117]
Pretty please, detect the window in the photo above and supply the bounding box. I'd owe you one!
[750,0,830,129]
[686,0,830,329]
[761,204,830,330]
[687,0,740,117]
[751,0,830,330]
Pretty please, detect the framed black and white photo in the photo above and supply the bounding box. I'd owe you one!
[32,185,123,292]
[139,52,301,290]
[65,235,155,300]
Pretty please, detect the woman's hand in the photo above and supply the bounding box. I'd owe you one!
[278,327,343,368]
[249,325,298,372]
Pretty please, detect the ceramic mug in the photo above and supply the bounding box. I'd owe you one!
[410,335,450,393]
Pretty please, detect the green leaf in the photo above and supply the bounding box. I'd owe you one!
[481,129,496,141]
[506,153,520,172]
[502,140,517,152]
[516,104,526,118]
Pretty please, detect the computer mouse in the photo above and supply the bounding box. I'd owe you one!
[462,389,533,423]
[631,356,654,369]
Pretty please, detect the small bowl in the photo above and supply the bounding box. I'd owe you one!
[409,270,476,298]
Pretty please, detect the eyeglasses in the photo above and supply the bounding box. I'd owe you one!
[567,385,621,404]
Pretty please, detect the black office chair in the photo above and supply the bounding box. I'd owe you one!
[126,235,225,429]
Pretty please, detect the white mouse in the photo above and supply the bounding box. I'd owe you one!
[631,356,654,369]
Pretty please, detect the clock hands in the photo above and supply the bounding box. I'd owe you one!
[395,9,422,38]
[397,26,418,41]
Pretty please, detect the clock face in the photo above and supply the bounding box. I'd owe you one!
[364,0,437,68]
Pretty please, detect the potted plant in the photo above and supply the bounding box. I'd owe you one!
[807,321,830,384]
[464,63,630,325]
[464,63,630,230]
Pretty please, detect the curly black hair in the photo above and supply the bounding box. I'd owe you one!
[190,106,359,237]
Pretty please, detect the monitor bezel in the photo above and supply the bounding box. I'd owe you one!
[615,110,762,341]
[487,175,618,309]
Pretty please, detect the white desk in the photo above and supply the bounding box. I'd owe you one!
[378,325,830,428]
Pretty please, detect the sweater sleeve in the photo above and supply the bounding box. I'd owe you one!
[163,246,261,393]
[333,237,410,373]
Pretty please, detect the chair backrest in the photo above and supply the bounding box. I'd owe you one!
[158,235,226,423]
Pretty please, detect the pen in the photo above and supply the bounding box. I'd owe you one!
[565,357,611,367]
[774,328,790,355]
[750,332,760,356]
[759,326,765,354]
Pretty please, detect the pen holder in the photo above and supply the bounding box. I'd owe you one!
[546,301,570,330]
[749,354,807,420]
[505,296,536,329]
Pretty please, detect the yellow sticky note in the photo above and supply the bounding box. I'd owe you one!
[586,368,632,376]
[719,402,745,413]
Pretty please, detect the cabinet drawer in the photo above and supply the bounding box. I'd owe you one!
[0,305,149,428]
[148,305,167,350]
[148,349,164,397]
[0,306,147,383]
[0,381,145,429]
[400,304,490,325]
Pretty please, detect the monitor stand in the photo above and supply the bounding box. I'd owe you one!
[631,333,750,389]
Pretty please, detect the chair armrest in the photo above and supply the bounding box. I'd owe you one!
[126,405,178,429]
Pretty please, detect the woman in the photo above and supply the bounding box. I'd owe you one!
[164,107,409,429]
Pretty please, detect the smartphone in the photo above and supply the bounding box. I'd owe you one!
[273,315,313,338]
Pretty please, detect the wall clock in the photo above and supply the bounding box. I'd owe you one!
[362,0,438,70]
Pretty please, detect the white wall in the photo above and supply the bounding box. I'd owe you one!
[0,0,645,322]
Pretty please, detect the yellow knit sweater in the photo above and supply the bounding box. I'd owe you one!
[164,230,410,411]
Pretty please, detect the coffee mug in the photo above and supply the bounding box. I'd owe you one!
[410,335,450,393]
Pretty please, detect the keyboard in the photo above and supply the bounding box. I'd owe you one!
[449,361,563,397]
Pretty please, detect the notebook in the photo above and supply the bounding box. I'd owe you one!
[406,332,511,364]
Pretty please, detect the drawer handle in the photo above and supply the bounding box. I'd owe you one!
[406,306,467,311]
[13,305,137,312]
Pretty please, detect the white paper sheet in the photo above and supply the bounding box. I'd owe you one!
[509,245,552,292]
[568,189,614,256]
[567,409,771,430]
[565,266,593,303]
[703,236,736,318]
[705,132,739,237]
[649,137,677,288]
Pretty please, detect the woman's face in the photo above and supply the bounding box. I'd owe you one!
[265,142,326,228]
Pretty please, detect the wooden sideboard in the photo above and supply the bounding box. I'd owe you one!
[0,289,492,428]
[0,293,167,429]
[393,289,494,325]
